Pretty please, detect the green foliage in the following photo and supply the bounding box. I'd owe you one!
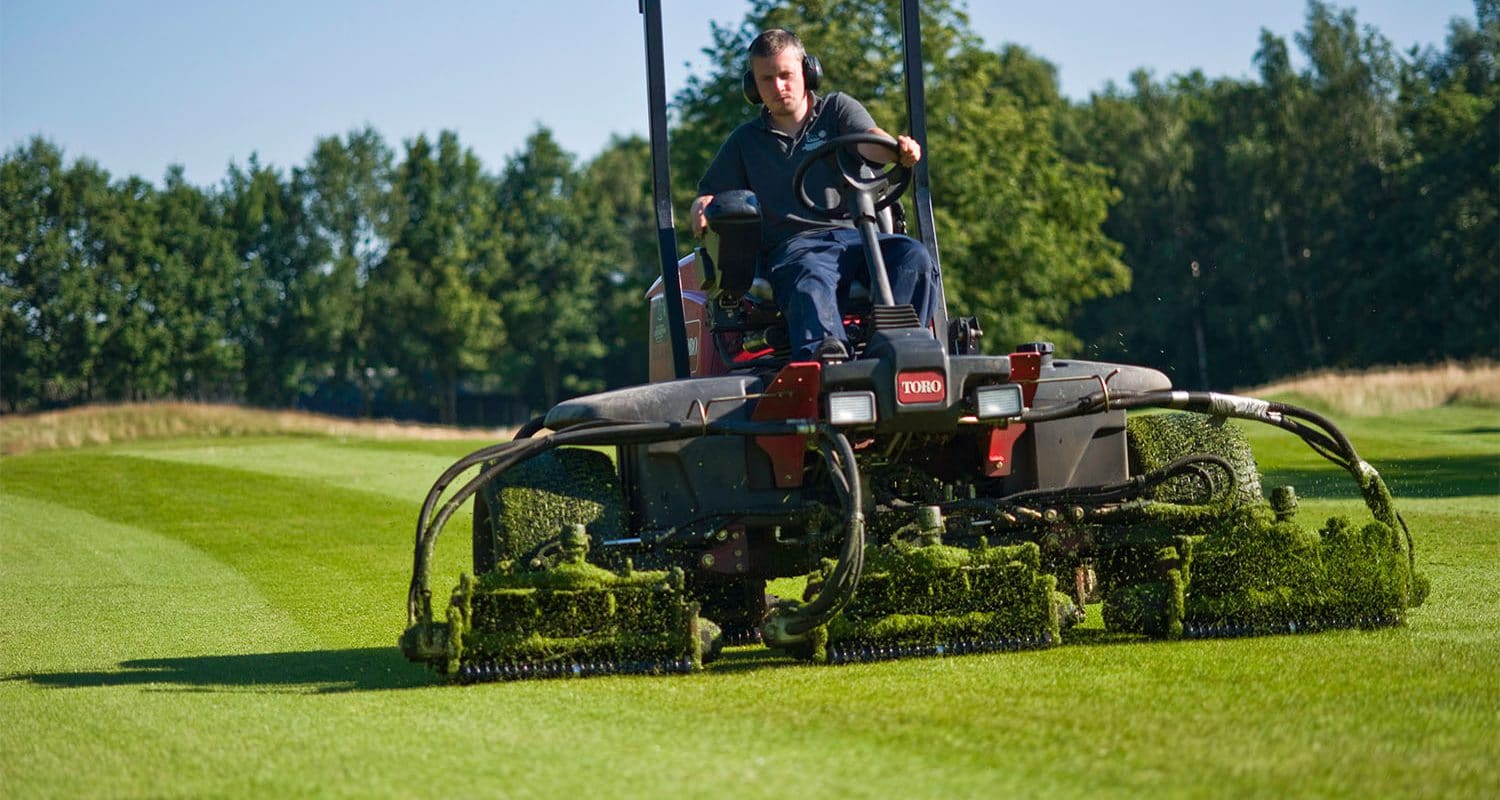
[221,157,329,406]
[302,127,395,415]
[495,130,609,410]
[369,132,506,424]
[2,0,1492,417]
[1070,1,1497,387]
[580,136,658,390]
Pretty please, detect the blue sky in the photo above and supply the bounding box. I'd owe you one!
[1,0,1476,186]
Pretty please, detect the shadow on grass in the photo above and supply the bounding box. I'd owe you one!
[8,647,439,693]
[696,624,1148,677]
[1260,453,1500,499]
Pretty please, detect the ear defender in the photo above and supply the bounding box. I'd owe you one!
[743,52,824,105]
[802,54,823,92]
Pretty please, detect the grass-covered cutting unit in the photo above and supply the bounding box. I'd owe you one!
[400,0,1426,681]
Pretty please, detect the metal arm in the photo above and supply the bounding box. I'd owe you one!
[640,0,692,379]
[900,0,950,334]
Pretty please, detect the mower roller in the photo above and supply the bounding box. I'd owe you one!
[400,0,1427,680]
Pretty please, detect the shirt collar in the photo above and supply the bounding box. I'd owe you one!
[757,91,824,133]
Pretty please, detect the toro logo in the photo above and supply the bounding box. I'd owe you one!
[896,370,946,404]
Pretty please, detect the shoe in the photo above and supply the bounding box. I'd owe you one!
[815,336,850,364]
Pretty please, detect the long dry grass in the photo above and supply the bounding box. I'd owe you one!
[1244,360,1500,416]
[0,401,507,456]
[4,361,1495,455]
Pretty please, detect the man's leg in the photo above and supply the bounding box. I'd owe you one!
[832,230,939,326]
[879,234,939,325]
[767,231,847,360]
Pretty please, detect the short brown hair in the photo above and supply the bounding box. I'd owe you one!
[748,29,804,61]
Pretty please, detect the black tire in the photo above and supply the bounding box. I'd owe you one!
[1126,412,1263,507]
[471,447,627,574]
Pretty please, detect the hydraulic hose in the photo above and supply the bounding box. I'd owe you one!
[1019,388,1415,573]
[406,416,819,625]
[768,426,866,639]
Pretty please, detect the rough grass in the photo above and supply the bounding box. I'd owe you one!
[1,403,1497,797]
[0,401,508,455]
[1245,360,1500,416]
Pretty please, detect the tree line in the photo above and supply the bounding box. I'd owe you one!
[2,0,1494,421]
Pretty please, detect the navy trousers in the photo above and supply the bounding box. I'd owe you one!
[765,227,939,360]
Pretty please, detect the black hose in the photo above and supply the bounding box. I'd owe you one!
[1005,454,1234,506]
[514,415,548,440]
[407,416,819,624]
[779,426,865,637]
[1019,388,1415,572]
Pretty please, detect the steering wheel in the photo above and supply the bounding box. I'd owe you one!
[792,133,913,220]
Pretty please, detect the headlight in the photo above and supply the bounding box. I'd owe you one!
[974,384,1024,420]
[827,391,877,426]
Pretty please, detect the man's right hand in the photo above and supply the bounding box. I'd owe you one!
[691,194,714,237]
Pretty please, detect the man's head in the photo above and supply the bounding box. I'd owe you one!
[743,29,822,114]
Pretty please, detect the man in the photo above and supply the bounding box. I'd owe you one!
[691,29,938,362]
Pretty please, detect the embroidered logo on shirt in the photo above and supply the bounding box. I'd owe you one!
[802,130,828,151]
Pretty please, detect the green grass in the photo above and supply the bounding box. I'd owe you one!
[2,410,1497,798]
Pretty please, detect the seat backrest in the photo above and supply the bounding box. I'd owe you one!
[701,190,762,301]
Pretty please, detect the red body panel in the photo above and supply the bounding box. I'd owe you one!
[751,362,822,488]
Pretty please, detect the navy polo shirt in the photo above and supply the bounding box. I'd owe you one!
[697,92,878,252]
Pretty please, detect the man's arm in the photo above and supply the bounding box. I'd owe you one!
[694,126,749,238]
[859,127,921,167]
[828,94,920,167]
[690,194,715,237]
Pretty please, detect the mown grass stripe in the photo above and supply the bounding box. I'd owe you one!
[0,408,1496,798]
[1,493,318,672]
[2,450,469,649]
[113,437,485,501]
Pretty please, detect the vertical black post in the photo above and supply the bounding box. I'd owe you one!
[640,0,692,379]
[899,0,948,330]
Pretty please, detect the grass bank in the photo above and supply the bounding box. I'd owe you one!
[0,401,506,455]
[1246,360,1500,416]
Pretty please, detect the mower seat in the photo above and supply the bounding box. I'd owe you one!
[699,191,761,302]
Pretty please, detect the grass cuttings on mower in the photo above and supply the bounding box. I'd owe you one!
[400,386,1428,683]
[799,517,1064,665]
[1098,413,1428,639]
[401,524,714,681]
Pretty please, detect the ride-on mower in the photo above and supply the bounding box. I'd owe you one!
[400,0,1426,681]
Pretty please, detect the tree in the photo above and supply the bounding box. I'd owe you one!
[1067,1,1491,388]
[580,135,658,390]
[304,127,395,414]
[369,132,505,423]
[0,138,90,409]
[495,128,607,412]
[1382,5,1499,362]
[222,157,332,406]
[154,165,242,399]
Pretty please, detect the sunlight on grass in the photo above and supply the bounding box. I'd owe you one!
[1,401,1496,797]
